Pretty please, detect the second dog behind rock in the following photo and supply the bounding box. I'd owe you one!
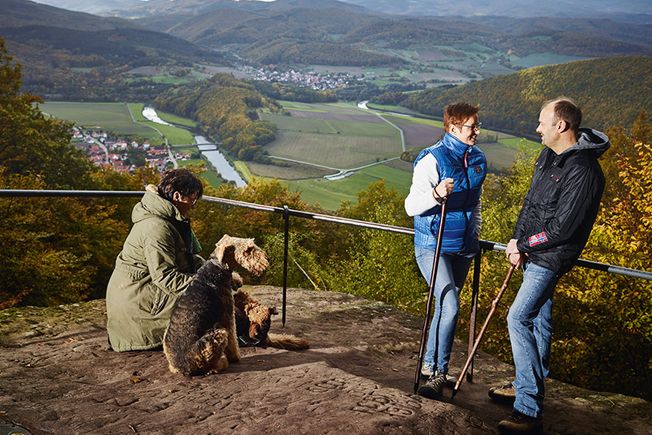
[234,289,310,351]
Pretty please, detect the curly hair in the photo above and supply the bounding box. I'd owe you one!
[157,169,203,202]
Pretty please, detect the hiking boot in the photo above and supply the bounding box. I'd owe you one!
[498,409,543,434]
[417,372,447,400]
[489,383,516,404]
[420,363,434,378]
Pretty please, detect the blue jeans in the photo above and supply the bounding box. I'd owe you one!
[507,262,559,418]
[415,246,472,374]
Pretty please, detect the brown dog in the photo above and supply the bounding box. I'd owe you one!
[234,289,309,351]
[163,235,268,376]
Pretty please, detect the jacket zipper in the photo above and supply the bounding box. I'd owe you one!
[463,148,471,233]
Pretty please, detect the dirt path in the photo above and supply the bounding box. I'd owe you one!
[0,287,650,434]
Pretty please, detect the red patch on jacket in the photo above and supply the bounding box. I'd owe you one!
[528,232,548,247]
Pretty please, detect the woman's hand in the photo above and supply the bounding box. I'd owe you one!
[433,178,454,200]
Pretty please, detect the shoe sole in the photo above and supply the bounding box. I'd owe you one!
[417,385,443,400]
[489,392,516,405]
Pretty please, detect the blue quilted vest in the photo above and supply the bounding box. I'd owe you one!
[413,133,487,253]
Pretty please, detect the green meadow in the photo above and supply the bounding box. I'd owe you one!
[285,164,411,211]
[127,103,195,145]
[41,101,196,146]
[41,102,155,138]
[260,103,402,168]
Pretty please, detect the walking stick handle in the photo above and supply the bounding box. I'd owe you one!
[451,263,517,398]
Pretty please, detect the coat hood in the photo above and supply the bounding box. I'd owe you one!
[569,128,611,158]
[132,184,186,224]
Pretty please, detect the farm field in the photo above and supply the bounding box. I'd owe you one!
[382,114,444,149]
[509,53,588,69]
[41,102,155,139]
[261,102,402,168]
[264,130,399,168]
[284,164,411,211]
[41,101,196,146]
[246,160,332,180]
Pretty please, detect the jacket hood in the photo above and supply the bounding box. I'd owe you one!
[132,184,186,224]
[569,128,611,158]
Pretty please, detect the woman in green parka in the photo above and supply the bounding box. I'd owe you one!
[106,169,205,351]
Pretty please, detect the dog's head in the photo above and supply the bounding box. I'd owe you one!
[234,290,278,347]
[212,234,268,276]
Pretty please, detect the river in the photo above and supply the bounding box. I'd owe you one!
[140,106,246,187]
[194,136,247,187]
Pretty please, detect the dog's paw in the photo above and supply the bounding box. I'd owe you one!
[214,354,229,372]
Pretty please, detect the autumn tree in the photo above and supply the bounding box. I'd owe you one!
[0,38,142,307]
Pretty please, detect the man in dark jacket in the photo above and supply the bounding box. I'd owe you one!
[496,98,610,433]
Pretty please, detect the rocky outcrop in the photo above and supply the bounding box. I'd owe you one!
[0,287,650,434]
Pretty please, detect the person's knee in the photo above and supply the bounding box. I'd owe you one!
[440,298,459,321]
[507,305,528,330]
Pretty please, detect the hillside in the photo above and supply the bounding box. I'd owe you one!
[402,56,652,136]
[0,0,227,100]
[0,0,136,30]
[1,287,650,434]
[154,73,279,160]
[337,0,652,18]
[129,0,651,69]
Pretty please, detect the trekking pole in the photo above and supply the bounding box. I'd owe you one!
[451,263,517,399]
[413,198,448,394]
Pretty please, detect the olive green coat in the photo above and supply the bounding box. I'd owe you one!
[106,186,204,351]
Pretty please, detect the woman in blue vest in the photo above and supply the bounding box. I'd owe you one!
[404,102,487,399]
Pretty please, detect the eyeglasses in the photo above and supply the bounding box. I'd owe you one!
[462,122,482,131]
[176,192,199,206]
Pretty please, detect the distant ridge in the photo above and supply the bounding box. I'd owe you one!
[403,56,652,135]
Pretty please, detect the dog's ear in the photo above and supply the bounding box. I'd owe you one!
[269,306,279,316]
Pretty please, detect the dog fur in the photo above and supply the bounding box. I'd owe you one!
[234,289,310,351]
[163,235,268,376]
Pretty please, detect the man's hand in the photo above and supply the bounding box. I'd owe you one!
[506,238,525,266]
[508,252,525,267]
[505,238,519,256]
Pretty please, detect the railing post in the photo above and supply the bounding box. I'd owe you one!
[282,205,290,327]
[467,249,482,382]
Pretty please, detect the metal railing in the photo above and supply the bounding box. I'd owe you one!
[2,189,651,381]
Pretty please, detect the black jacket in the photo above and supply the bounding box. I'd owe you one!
[514,128,610,274]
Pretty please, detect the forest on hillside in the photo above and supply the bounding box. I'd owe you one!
[1,39,651,401]
[154,73,279,161]
[402,56,652,136]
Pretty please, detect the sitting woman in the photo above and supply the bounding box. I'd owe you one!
[106,168,205,351]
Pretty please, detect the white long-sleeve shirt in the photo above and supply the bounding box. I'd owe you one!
[404,152,482,232]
